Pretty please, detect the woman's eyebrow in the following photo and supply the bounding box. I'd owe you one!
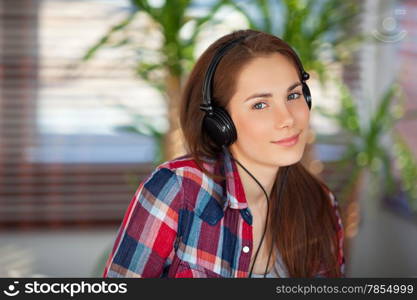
[244,92,272,102]
[243,81,302,102]
[287,81,302,92]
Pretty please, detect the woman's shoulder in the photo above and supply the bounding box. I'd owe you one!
[138,153,224,216]
[318,182,343,229]
[319,183,345,275]
[154,153,218,180]
[135,154,219,201]
[318,182,339,208]
[320,184,344,234]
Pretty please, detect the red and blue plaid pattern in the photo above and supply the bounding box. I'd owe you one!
[103,147,345,278]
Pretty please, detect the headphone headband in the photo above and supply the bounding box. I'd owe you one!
[200,35,247,115]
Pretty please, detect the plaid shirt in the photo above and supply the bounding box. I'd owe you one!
[103,147,345,278]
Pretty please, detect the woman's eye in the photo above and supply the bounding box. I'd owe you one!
[252,102,267,110]
[288,92,302,101]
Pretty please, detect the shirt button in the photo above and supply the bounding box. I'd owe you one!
[242,246,250,253]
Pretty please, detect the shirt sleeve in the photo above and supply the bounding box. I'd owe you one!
[102,167,183,278]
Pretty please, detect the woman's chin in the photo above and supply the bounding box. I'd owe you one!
[267,151,303,167]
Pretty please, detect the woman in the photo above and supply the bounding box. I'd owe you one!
[103,29,345,278]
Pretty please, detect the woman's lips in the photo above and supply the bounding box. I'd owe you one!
[271,132,300,146]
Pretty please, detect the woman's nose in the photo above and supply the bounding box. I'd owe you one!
[273,104,294,129]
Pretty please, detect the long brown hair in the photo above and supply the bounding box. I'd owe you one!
[179,29,342,277]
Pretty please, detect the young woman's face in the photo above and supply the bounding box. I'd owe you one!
[227,53,310,168]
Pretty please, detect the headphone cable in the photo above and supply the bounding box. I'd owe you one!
[227,147,289,278]
[226,147,272,278]
[230,156,268,278]
[263,166,289,277]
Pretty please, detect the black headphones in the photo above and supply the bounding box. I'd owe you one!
[199,33,312,149]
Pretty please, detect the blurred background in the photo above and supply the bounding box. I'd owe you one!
[0,0,416,277]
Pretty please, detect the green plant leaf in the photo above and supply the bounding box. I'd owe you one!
[82,12,138,61]
[391,130,417,212]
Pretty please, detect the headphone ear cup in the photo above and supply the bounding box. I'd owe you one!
[302,82,312,110]
[202,106,237,147]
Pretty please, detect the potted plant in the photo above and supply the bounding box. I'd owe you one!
[314,79,417,272]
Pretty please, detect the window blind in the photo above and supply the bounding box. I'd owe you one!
[0,0,164,227]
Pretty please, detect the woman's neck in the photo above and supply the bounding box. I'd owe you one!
[231,154,278,207]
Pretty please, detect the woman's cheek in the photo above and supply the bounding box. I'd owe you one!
[293,105,309,127]
[242,115,268,140]
[237,120,254,142]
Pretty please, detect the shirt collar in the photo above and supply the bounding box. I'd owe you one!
[219,146,248,211]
